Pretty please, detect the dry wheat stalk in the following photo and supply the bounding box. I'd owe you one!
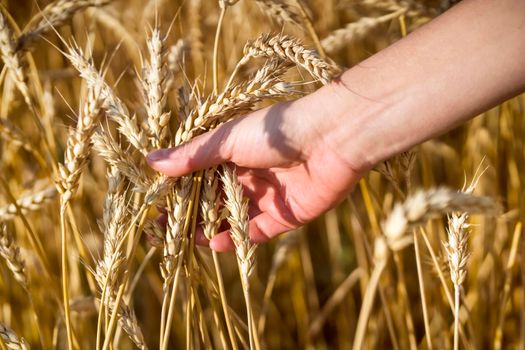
[383,187,496,251]
[91,130,150,192]
[142,28,170,148]
[0,13,31,106]
[17,0,112,50]
[0,323,29,350]
[57,86,104,202]
[321,10,405,53]
[242,33,340,85]
[65,44,149,155]
[0,224,29,290]
[0,186,56,222]
[255,0,302,25]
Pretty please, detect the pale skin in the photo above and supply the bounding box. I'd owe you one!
[147,0,525,252]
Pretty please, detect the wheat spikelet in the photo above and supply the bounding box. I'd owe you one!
[242,33,340,85]
[0,13,31,106]
[0,186,56,222]
[0,225,29,290]
[91,130,150,192]
[142,28,170,148]
[321,10,405,53]
[17,0,112,50]
[0,323,29,350]
[57,86,104,202]
[255,0,302,25]
[65,43,149,155]
[383,187,497,250]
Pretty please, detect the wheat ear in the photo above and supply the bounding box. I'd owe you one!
[0,186,56,222]
[321,10,405,53]
[64,43,149,155]
[0,224,29,290]
[255,0,302,25]
[0,13,31,106]
[57,86,104,202]
[383,187,497,251]
[0,323,29,350]
[242,33,340,85]
[17,0,112,50]
[142,28,170,148]
[222,165,259,350]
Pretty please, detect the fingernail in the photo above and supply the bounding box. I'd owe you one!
[146,149,167,163]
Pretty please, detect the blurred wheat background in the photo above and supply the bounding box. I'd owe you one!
[0,0,523,349]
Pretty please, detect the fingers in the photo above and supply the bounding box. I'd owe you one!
[209,212,292,252]
[146,125,233,177]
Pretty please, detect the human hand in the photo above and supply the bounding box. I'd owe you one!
[147,87,365,252]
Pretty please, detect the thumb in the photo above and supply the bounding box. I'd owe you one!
[146,124,234,177]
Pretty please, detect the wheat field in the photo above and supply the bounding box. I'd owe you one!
[0,0,523,349]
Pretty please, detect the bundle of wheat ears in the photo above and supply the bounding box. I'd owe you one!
[0,0,522,349]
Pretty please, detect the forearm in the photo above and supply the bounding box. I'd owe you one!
[306,0,525,172]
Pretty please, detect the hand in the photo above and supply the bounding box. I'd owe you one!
[147,91,364,252]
